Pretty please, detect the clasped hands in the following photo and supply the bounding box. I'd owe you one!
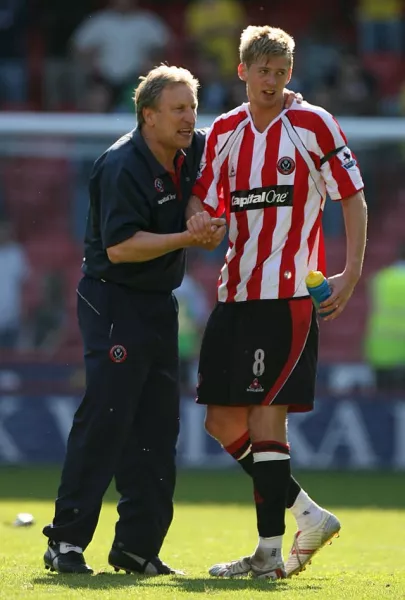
[186,211,227,250]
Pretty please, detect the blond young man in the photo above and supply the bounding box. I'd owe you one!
[188,26,367,579]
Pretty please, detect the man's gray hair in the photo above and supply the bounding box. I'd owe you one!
[240,26,295,68]
[134,65,200,126]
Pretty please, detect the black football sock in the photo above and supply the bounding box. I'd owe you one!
[224,434,301,508]
[251,440,291,538]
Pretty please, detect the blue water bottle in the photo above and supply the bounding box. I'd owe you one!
[305,270,333,317]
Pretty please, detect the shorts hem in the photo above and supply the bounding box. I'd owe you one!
[195,397,314,413]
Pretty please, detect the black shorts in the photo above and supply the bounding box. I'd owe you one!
[196,298,318,413]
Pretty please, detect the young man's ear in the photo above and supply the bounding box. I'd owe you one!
[238,63,247,82]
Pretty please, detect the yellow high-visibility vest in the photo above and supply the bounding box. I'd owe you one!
[365,265,405,367]
[359,0,402,20]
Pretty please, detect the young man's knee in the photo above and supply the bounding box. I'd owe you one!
[204,407,224,439]
[204,405,249,443]
[248,405,289,443]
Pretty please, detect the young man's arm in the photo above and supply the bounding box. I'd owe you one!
[186,116,230,242]
[319,190,368,320]
[341,190,368,281]
[319,191,367,321]
[185,194,205,219]
[312,110,367,320]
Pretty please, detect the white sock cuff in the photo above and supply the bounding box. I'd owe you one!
[258,535,283,550]
[291,489,314,513]
[253,451,290,462]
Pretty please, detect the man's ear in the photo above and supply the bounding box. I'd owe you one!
[238,63,247,82]
[286,67,293,85]
[143,107,155,127]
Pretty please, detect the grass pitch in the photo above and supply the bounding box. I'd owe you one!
[0,468,404,599]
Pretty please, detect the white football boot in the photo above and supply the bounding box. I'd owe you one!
[209,548,286,580]
[285,509,341,577]
[209,555,252,578]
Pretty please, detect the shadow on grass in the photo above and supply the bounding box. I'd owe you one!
[1,467,405,508]
[32,573,323,593]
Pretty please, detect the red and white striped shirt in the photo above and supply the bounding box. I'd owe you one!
[192,100,364,302]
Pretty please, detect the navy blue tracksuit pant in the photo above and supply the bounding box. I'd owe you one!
[43,276,180,558]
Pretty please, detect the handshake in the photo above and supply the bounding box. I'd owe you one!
[186,211,227,251]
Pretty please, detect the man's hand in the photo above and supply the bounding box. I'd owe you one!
[283,88,303,108]
[199,224,227,250]
[187,211,226,243]
[318,271,360,321]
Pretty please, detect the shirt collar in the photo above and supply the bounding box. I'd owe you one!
[130,127,186,177]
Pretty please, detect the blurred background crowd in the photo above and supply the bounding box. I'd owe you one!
[0,0,405,400]
[2,0,405,115]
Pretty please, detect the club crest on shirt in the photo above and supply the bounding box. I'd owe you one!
[154,178,164,192]
[109,345,127,363]
[337,146,357,170]
[277,156,296,175]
